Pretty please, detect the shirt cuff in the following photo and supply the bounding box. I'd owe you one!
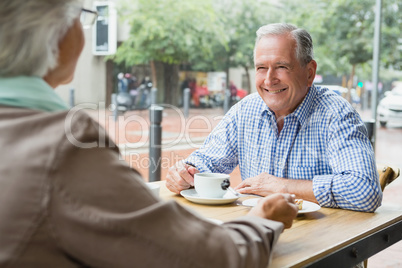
[312,174,336,207]
[184,155,211,173]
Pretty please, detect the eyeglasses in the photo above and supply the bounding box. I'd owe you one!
[80,8,98,29]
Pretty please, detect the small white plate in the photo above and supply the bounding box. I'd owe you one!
[206,218,224,225]
[180,189,240,205]
[242,198,321,214]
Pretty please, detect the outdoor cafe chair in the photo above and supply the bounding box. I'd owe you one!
[360,165,400,268]
[378,165,400,192]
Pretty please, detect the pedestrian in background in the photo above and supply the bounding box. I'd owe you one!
[117,72,127,93]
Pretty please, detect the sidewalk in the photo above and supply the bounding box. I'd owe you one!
[86,107,243,184]
[88,106,402,267]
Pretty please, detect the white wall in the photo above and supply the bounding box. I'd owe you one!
[229,67,257,93]
[56,0,121,106]
[56,27,107,106]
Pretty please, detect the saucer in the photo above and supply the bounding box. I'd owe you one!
[242,198,321,214]
[206,218,224,225]
[180,189,239,205]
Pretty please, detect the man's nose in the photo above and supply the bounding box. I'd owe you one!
[264,69,279,87]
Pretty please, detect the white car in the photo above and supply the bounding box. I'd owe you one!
[318,85,348,96]
[377,86,402,127]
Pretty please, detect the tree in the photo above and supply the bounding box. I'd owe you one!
[190,0,281,93]
[220,0,282,92]
[281,0,401,101]
[380,0,402,70]
[112,0,401,106]
[112,0,226,105]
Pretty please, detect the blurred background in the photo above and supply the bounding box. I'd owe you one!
[69,1,401,265]
[57,0,401,112]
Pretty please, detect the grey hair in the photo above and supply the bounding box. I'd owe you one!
[0,0,82,77]
[254,23,314,66]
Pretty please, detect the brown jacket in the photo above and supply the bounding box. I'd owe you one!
[0,105,283,268]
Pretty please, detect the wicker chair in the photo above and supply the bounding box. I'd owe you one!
[378,165,400,192]
[362,165,400,268]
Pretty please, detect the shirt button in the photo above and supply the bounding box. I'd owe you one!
[277,160,285,168]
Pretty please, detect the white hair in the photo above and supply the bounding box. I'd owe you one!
[0,0,82,77]
[254,23,314,67]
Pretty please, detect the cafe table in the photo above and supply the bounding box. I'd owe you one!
[153,181,402,268]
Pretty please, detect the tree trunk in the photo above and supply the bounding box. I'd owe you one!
[154,61,165,104]
[162,62,180,106]
[242,64,252,93]
[225,53,230,90]
[150,60,158,89]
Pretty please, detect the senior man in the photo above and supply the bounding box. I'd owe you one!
[166,23,382,213]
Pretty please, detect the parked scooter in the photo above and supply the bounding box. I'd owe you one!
[198,94,210,108]
[210,92,224,107]
[115,83,152,112]
[116,92,134,112]
[114,75,153,115]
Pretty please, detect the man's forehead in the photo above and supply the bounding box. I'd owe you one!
[256,34,296,48]
[254,36,296,59]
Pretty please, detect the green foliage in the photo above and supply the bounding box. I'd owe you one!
[112,0,226,67]
[280,0,401,78]
[322,0,374,65]
[191,0,281,72]
[111,0,401,87]
[381,0,402,69]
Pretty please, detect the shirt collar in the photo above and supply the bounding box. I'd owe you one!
[0,76,69,112]
[258,85,317,126]
[291,84,317,126]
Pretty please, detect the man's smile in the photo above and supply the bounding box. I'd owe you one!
[263,87,287,94]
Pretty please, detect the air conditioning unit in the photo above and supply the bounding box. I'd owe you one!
[92,1,117,55]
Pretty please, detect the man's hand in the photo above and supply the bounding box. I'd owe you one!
[248,193,298,228]
[235,173,288,196]
[166,161,199,194]
[235,172,317,204]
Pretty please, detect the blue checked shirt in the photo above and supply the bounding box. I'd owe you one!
[186,85,382,212]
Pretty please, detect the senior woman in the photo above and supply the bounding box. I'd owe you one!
[0,0,298,267]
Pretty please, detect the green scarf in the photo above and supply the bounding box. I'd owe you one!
[0,76,69,112]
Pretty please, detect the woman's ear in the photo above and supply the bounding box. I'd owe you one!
[44,18,84,88]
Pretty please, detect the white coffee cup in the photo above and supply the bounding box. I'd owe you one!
[146,182,160,197]
[194,173,230,198]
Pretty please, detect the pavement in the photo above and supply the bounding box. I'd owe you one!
[87,105,402,267]
[87,106,243,184]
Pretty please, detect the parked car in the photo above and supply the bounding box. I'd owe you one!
[317,85,348,96]
[377,86,402,127]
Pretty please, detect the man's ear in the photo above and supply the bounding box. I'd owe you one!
[306,60,317,87]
